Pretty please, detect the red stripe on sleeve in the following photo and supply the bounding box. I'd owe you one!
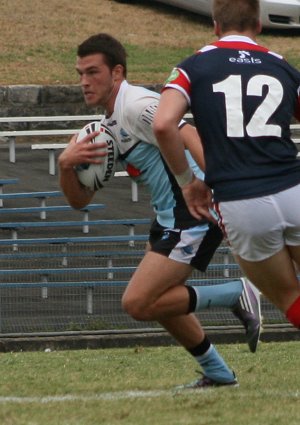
[162,68,191,97]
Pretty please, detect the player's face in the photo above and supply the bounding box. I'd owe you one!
[76,54,116,108]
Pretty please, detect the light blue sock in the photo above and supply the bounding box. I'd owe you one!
[195,345,235,383]
[192,279,243,310]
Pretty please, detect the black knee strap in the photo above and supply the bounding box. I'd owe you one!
[186,285,197,314]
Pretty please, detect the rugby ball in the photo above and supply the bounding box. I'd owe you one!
[75,121,118,190]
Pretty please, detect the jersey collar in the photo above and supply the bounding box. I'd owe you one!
[219,35,257,45]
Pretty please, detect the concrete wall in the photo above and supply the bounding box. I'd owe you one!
[0,84,162,130]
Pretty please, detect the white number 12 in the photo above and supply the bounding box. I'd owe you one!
[213,74,283,138]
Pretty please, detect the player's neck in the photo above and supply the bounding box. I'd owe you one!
[104,80,123,117]
[219,30,257,42]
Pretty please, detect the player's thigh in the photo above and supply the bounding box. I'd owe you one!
[287,245,300,271]
[235,247,300,311]
[124,251,192,302]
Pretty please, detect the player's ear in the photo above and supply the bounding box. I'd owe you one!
[256,19,262,35]
[213,20,221,37]
[112,64,124,81]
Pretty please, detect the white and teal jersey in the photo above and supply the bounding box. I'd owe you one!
[103,81,206,229]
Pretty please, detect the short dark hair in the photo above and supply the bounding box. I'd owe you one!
[77,33,127,77]
[213,0,260,33]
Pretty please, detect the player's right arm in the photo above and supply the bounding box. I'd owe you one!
[154,88,214,222]
[180,123,206,172]
[58,131,105,209]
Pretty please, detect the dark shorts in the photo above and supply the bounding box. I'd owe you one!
[148,219,223,272]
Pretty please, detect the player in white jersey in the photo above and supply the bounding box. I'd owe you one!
[153,0,300,339]
[58,33,261,389]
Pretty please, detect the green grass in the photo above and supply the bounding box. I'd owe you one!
[0,342,299,424]
[126,44,195,84]
[2,37,300,86]
[1,0,300,85]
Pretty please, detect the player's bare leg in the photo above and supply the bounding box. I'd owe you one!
[235,246,300,329]
[123,251,261,352]
[122,251,250,386]
[122,251,192,320]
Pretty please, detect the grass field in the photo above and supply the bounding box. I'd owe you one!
[0,342,300,424]
[1,3,300,425]
[1,0,300,85]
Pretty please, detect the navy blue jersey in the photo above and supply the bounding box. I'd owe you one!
[164,36,300,202]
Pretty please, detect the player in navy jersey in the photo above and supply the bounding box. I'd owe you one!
[154,0,300,343]
[58,33,261,390]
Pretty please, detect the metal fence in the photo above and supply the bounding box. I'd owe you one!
[0,240,287,335]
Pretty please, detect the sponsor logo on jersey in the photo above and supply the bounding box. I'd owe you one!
[106,120,117,127]
[119,127,132,143]
[181,245,194,255]
[140,103,158,126]
[103,137,116,182]
[229,50,262,64]
[161,231,170,240]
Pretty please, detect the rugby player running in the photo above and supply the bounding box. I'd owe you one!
[154,0,300,341]
[59,33,261,389]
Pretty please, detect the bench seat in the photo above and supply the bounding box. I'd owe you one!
[0,218,151,236]
[0,203,105,220]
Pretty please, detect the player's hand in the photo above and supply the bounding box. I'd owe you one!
[181,177,216,223]
[59,131,107,169]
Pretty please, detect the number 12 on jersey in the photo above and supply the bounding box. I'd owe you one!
[213,74,283,138]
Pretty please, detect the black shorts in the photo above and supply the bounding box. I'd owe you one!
[148,219,223,272]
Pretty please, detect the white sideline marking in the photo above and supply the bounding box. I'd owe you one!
[0,389,300,404]
[0,390,170,404]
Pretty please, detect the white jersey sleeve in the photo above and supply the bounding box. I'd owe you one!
[122,90,160,147]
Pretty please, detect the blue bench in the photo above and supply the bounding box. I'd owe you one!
[0,247,145,267]
[0,178,19,187]
[0,190,62,200]
[0,218,151,238]
[0,264,238,279]
[0,262,233,315]
[0,190,63,210]
[0,278,233,289]
[0,203,105,220]
[0,229,239,329]
[0,178,19,207]
[0,234,149,246]
[0,277,234,317]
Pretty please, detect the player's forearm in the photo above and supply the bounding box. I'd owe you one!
[154,119,194,187]
[59,161,93,209]
[161,137,193,186]
[154,88,193,185]
[181,124,206,172]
